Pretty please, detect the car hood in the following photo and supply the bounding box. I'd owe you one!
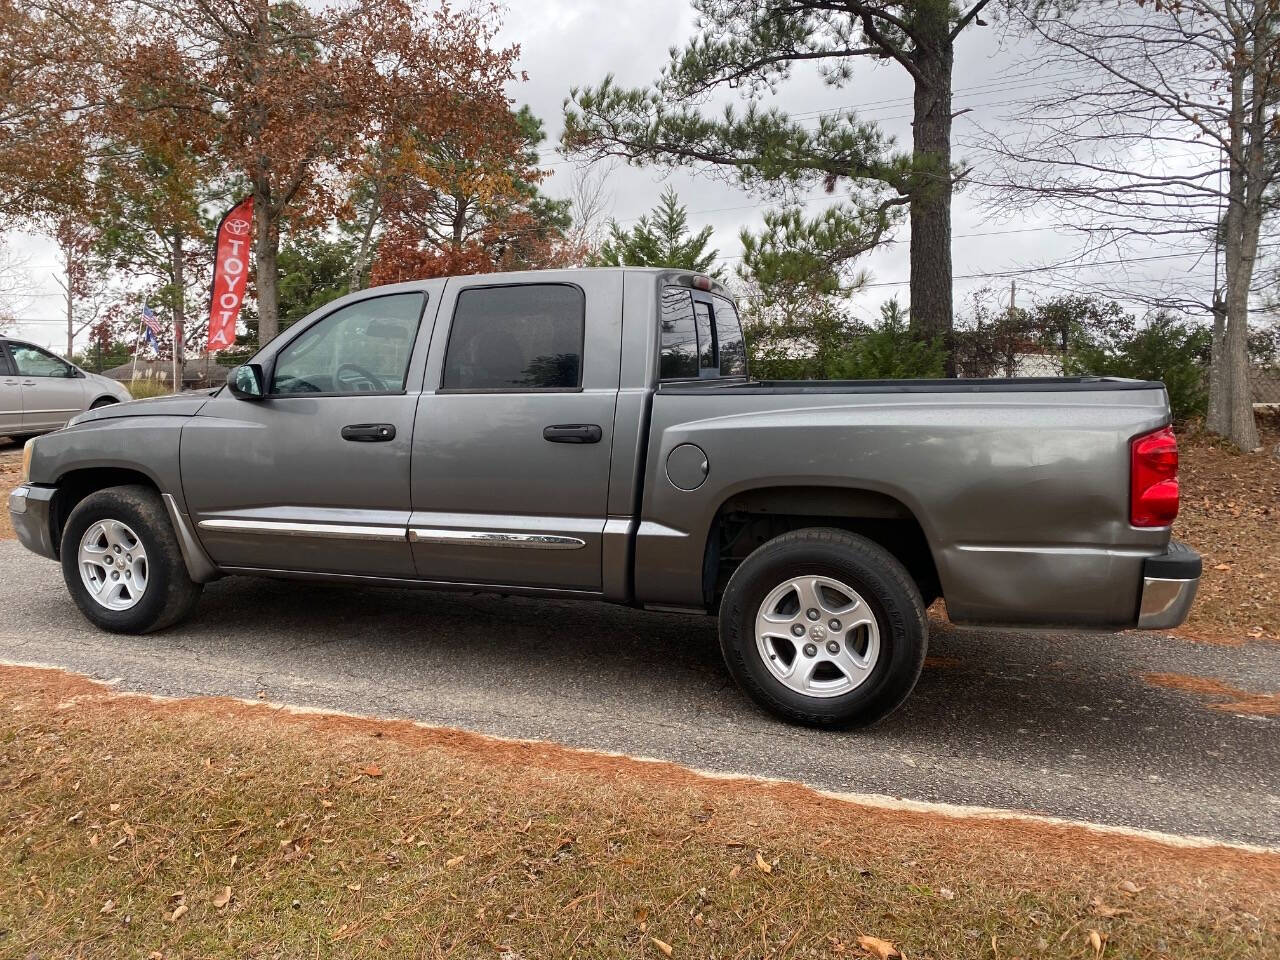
[68,391,214,426]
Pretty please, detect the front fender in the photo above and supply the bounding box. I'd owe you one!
[27,416,189,509]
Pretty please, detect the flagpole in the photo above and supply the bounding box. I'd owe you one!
[130,313,144,381]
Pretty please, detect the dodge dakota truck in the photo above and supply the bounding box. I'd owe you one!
[8,268,1201,726]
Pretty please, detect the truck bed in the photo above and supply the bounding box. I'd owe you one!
[636,376,1174,626]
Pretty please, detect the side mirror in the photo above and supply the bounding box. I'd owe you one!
[227,364,265,400]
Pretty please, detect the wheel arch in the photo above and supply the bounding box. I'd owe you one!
[702,484,942,610]
[49,467,162,559]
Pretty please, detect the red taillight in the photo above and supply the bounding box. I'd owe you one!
[1130,426,1179,526]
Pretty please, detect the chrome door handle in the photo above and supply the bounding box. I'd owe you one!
[21,380,35,386]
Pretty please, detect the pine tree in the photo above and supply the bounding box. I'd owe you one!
[593,187,721,276]
[563,0,996,374]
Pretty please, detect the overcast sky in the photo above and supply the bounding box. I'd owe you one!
[1,0,1227,352]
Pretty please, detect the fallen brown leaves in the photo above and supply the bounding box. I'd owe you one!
[922,655,963,670]
[0,664,1275,960]
[1175,411,1280,644]
[1141,671,1280,717]
[0,443,22,540]
[856,934,899,958]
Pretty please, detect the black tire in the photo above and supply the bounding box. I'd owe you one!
[90,397,118,408]
[60,485,203,634]
[718,527,927,728]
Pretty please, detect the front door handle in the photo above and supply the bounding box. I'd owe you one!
[341,423,396,442]
[543,423,602,444]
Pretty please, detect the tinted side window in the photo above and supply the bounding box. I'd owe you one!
[10,343,73,378]
[272,293,424,395]
[442,284,584,390]
[693,301,716,375]
[659,288,698,379]
[713,296,747,377]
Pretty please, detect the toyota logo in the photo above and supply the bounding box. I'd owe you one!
[225,217,251,236]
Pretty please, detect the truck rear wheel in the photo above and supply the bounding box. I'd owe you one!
[60,485,203,634]
[718,527,927,728]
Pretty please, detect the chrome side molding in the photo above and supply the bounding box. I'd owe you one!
[198,518,408,542]
[197,518,588,551]
[408,528,586,550]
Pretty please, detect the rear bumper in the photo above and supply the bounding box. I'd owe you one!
[8,483,58,561]
[1136,540,1201,629]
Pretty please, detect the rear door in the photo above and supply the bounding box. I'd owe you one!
[182,286,438,578]
[8,341,86,431]
[0,342,21,434]
[407,272,623,592]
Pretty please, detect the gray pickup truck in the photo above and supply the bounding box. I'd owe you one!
[8,268,1201,726]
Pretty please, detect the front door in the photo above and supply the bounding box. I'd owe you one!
[181,287,437,578]
[408,274,623,592]
[8,341,86,431]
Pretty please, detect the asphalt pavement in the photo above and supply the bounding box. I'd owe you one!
[1,537,1277,846]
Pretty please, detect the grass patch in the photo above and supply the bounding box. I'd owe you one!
[124,378,174,399]
[0,666,1274,959]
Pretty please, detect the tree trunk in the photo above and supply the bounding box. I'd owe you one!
[348,192,381,293]
[254,182,280,345]
[1223,287,1257,450]
[452,196,469,248]
[908,11,955,376]
[171,228,184,391]
[1224,185,1261,450]
[1206,295,1228,435]
[64,278,74,359]
[1213,24,1260,452]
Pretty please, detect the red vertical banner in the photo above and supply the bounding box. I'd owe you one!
[206,196,255,354]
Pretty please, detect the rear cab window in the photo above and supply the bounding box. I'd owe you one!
[659,286,748,381]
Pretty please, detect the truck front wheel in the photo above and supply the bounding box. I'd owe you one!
[60,485,203,634]
[718,527,927,728]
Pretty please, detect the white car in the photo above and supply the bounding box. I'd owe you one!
[0,337,132,440]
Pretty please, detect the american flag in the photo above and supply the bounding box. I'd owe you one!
[141,305,162,350]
